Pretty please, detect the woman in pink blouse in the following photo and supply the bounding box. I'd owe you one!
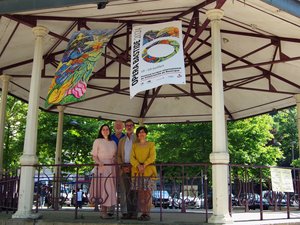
[89,124,117,219]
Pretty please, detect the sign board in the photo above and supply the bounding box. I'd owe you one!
[270,168,294,192]
[183,185,198,197]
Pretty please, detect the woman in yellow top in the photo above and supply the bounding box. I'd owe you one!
[130,126,157,221]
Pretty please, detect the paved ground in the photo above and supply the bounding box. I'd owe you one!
[1,207,300,225]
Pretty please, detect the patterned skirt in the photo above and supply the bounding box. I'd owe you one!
[131,175,156,191]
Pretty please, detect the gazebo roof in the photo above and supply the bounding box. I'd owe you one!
[1,0,300,123]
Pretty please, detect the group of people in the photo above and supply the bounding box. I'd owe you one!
[89,119,157,221]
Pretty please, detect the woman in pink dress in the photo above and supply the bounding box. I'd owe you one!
[89,124,117,219]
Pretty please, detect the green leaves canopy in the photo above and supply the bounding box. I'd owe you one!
[228,115,283,166]
[2,95,295,172]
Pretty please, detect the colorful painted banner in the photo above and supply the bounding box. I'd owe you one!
[130,21,186,98]
[45,29,115,109]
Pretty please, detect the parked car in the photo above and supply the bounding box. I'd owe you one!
[263,191,288,207]
[170,192,182,209]
[231,194,239,206]
[194,192,240,209]
[171,192,198,209]
[239,193,269,210]
[290,193,299,207]
[152,190,171,208]
[195,193,213,209]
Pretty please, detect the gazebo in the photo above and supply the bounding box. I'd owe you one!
[1,0,300,224]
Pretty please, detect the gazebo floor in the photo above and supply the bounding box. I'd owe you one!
[1,207,300,225]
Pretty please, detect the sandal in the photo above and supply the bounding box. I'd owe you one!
[100,213,113,219]
[143,214,150,221]
[130,214,138,220]
[121,213,131,219]
[137,214,150,221]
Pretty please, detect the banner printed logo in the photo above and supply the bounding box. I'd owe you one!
[142,27,180,63]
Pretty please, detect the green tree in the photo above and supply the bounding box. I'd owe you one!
[37,112,105,173]
[272,107,298,166]
[2,94,108,173]
[2,95,287,173]
[147,123,212,184]
[227,114,283,186]
[148,123,212,164]
[3,96,27,170]
[228,114,283,166]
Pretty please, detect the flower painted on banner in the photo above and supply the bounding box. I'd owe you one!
[48,79,73,104]
[92,42,104,51]
[66,80,87,99]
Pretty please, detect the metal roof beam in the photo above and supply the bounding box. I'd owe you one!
[170,84,212,109]
[5,15,69,42]
[0,50,64,71]
[0,0,107,14]
[45,21,77,59]
[140,87,161,118]
[172,0,216,20]
[0,22,19,59]
[139,90,150,118]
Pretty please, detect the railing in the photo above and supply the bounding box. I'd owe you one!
[0,170,19,213]
[229,164,300,221]
[1,163,300,223]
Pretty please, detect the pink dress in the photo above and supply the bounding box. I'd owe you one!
[89,138,117,207]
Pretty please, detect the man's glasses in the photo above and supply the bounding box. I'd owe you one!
[125,124,134,128]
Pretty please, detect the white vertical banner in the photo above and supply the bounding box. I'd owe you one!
[130,21,186,98]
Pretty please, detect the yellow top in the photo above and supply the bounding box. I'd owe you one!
[130,141,157,178]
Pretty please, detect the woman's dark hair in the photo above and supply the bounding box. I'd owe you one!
[98,124,112,140]
[136,126,148,136]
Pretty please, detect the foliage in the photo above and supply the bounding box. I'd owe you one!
[291,158,300,167]
[2,95,295,179]
[228,114,283,166]
[272,107,298,166]
[227,114,283,181]
[148,123,212,164]
[3,96,27,170]
[37,112,104,174]
[3,94,299,199]
[1,95,107,173]
[146,123,212,184]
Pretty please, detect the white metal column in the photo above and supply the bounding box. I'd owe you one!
[13,26,48,219]
[55,106,65,166]
[206,9,233,224]
[138,118,144,126]
[53,105,65,209]
[294,94,300,158]
[0,75,11,177]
